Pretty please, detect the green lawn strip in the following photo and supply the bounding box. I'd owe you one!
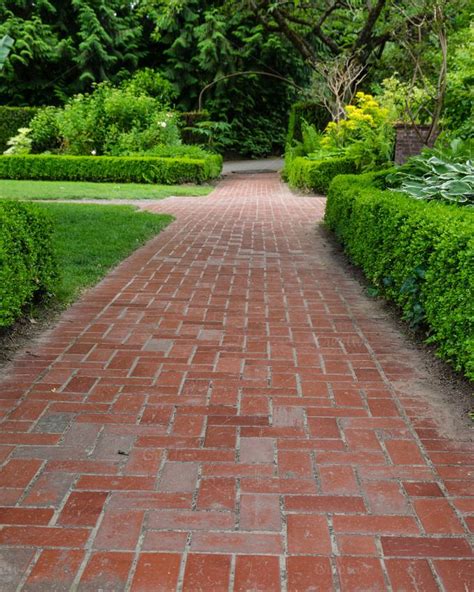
[0,179,213,200]
[34,203,173,303]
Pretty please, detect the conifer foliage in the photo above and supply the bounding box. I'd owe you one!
[0,0,143,104]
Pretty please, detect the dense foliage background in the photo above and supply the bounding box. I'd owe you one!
[0,0,472,156]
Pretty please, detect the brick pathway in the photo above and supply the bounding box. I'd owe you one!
[0,173,472,591]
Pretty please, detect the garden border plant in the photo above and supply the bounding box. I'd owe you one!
[325,170,474,379]
[286,155,358,193]
[0,200,57,327]
[284,92,394,193]
[0,153,223,184]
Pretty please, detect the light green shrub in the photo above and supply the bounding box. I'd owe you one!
[0,153,223,184]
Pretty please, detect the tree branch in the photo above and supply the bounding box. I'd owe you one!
[354,0,387,51]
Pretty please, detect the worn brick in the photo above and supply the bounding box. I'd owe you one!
[58,491,108,527]
[234,555,281,592]
[336,557,386,591]
[131,553,181,591]
[24,550,83,590]
[287,515,331,554]
[182,554,231,592]
[287,556,333,591]
[385,559,439,591]
[240,493,281,531]
[80,552,133,591]
[93,509,144,550]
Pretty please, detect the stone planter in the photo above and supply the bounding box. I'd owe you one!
[394,124,439,165]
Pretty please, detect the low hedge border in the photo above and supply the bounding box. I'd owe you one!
[0,153,223,184]
[286,155,358,194]
[0,200,57,328]
[0,106,39,152]
[325,171,474,379]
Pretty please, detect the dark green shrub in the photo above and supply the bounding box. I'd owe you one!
[0,154,222,184]
[0,106,39,152]
[325,172,474,379]
[0,200,57,327]
[179,111,210,144]
[286,101,331,147]
[287,156,358,193]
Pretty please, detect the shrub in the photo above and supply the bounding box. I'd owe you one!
[286,155,358,193]
[322,92,394,170]
[30,106,62,153]
[286,101,331,147]
[109,112,181,156]
[0,106,38,152]
[325,171,474,378]
[0,154,223,184]
[375,75,435,125]
[139,145,212,159]
[122,69,177,105]
[56,82,182,156]
[0,200,57,327]
[3,127,32,155]
[443,25,474,138]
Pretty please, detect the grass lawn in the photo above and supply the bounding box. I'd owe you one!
[34,203,173,303]
[0,179,213,200]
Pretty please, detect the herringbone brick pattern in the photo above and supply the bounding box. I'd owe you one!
[0,173,472,590]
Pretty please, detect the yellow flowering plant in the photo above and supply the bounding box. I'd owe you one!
[317,92,395,170]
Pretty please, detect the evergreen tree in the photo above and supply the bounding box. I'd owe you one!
[0,0,144,105]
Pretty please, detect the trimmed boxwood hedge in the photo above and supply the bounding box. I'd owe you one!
[287,156,358,194]
[0,106,39,153]
[0,200,58,328]
[325,171,474,379]
[0,153,223,184]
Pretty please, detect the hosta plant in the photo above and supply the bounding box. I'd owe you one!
[387,151,474,206]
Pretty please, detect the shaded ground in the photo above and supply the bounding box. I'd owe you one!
[0,173,472,591]
[223,157,283,174]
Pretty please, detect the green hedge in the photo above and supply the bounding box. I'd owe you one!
[287,156,358,194]
[286,101,331,147]
[0,107,39,153]
[0,153,223,184]
[0,200,57,327]
[325,172,474,379]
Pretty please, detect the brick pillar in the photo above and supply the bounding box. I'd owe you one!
[394,124,438,165]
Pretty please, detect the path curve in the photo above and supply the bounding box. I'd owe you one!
[0,173,472,590]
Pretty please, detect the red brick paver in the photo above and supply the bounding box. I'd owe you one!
[0,173,472,590]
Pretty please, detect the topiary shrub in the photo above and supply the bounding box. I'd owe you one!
[0,200,58,327]
[325,171,474,379]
